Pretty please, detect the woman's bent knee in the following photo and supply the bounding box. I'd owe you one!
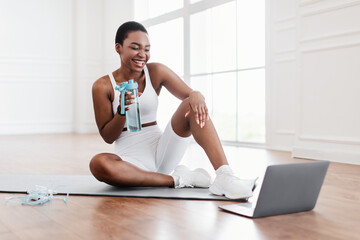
[89,153,117,182]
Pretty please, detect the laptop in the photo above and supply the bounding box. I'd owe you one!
[219,161,330,218]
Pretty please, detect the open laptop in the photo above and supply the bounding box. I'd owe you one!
[219,161,329,218]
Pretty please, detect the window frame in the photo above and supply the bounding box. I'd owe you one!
[136,0,266,148]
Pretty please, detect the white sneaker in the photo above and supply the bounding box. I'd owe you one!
[209,173,257,200]
[172,165,212,188]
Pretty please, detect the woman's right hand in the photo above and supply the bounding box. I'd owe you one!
[119,91,142,113]
[119,92,134,113]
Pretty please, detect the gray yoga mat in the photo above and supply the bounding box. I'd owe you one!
[0,174,237,201]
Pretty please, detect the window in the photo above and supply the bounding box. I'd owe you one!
[135,0,183,21]
[148,18,184,128]
[148,18,183,77]
[135,0,265,144]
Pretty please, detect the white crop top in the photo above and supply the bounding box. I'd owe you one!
[108,65,158,124]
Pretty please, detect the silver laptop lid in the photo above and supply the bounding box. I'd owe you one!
[253,161,329,218]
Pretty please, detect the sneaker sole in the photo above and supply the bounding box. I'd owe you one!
[173,166,212,188]
[209,183,253,200]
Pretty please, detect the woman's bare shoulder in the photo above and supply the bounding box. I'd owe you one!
[147,62,174,81]
[147,62,171,74]
[92,75,113,98]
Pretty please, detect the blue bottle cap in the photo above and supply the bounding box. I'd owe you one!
[115,82,127,92]
[126,79,138,90]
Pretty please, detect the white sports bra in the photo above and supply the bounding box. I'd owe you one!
[108,65,158,124]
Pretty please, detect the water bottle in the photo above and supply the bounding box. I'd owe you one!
[115,80,141,132]
[125,79,141,132]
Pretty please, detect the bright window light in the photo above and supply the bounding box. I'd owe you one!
[147,18,184,129]
[135,0,183,21]
[148,18,184,76]
[135,0,265,143]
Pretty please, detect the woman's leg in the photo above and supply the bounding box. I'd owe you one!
[89,153,174,187]
[170,98,256,199]
[171,98,228,170]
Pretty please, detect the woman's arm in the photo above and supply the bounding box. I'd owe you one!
[149,63,209,127]
[92,77,126,144]
[155,64,192,100]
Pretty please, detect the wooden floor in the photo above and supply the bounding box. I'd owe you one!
[0,133,359,240]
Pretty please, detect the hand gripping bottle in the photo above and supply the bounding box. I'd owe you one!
[116,79,141,132]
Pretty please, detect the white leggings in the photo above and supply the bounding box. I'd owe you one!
[114,121,191,174]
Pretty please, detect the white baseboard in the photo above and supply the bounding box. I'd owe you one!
[292,147,360,165]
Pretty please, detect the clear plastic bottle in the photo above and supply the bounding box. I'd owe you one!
[125,79,141,132]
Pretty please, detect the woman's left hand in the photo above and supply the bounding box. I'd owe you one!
[184,91,209,128]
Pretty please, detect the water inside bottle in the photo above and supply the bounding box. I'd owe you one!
[126,103,141,132]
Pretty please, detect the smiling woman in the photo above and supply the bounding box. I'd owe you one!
[89,21,257,200]
[115,22,150,69]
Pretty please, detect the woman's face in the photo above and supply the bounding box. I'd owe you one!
[117,30,150,72]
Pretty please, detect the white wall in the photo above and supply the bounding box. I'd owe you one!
[0,0,74,134]
[74,0,104,133]
[0,0,133,134]
[267,0,360,164]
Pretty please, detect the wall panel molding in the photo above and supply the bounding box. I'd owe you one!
[275,25,296,32]
[299,0,323,7]
[268,0,360,164]
[301,0,360,17]
[275,49,297,55]
[300,29,360,43]
[298,43,360,143]
[274,16,296,24]
[299,135,360,145]
[276,130,296,135]
[300,41,360,53]
[275,57,296,63]
[0,57,72,80]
